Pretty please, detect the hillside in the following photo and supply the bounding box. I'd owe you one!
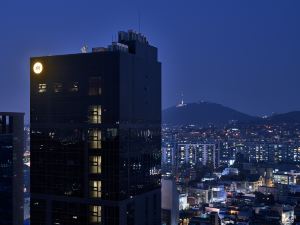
[162,102,257,126]
[267,111,300,123]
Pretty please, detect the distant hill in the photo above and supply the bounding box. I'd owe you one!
[162,102,257,126]
[267,111,300,124]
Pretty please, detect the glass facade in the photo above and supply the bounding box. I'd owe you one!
[88,105,102,124]
[0,113,24,225]
[0,134,13,224]
[31,30,161,225]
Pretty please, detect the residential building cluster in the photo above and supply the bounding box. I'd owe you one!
[162,123,300,225]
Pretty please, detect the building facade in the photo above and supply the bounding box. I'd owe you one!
[161,178,179,225]
[30,30,161,225]
[177,144,219,169]
[0,113,24,225]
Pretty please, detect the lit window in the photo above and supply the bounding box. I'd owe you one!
[90,205,101,223]
[90,156,101,174]
[90,180,101,198]
[54,83,63,93]
[89,77,101,96]
[88,105,101,124]
[38,84,47,93]
[70,82,79,92]
[88,129,101,149]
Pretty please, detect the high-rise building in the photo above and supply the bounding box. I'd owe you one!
[177,144,219,169]
[30,30,161,225]
[202,144,219,169]
[162,143,176,167]
[0,112,24,225]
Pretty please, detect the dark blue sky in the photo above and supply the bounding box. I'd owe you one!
[1,0,300,121]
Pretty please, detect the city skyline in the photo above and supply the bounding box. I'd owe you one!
[1,1,300,224]
[1,1,300,120]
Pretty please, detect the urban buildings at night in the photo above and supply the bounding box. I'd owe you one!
[161,112,300,225]
[1,2,300,225]
[30,30,161,225]
[0,113,24,225]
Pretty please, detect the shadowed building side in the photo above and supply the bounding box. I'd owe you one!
[0,112,24,225]
[30,30,161,225]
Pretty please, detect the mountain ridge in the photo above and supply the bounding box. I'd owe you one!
[162,101,300,126]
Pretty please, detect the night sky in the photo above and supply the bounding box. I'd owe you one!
[1,0,300,122]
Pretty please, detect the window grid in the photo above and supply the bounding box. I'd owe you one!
[88,77,101,96]
[89,181,101,198]
[88,106,101,124]
[53,83,63,93]
[89,205,101,223]
[88,129,101,149]
[38,84,47,93]
[89,156,101,174]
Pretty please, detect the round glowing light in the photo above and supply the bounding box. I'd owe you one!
[33,62,43,74]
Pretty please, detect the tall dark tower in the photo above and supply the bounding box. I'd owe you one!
[30,30,161,225]
[0,112,24,225]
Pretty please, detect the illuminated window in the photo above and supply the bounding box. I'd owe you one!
[89,156,101,174]
[88,129,101,149]
[70,82,79,92]
[54,83,63,93]
[90,205,101,223]
[89,77,101,96]
[90,180,101,198]
[88,105,101,124]
[38,84,47,93]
